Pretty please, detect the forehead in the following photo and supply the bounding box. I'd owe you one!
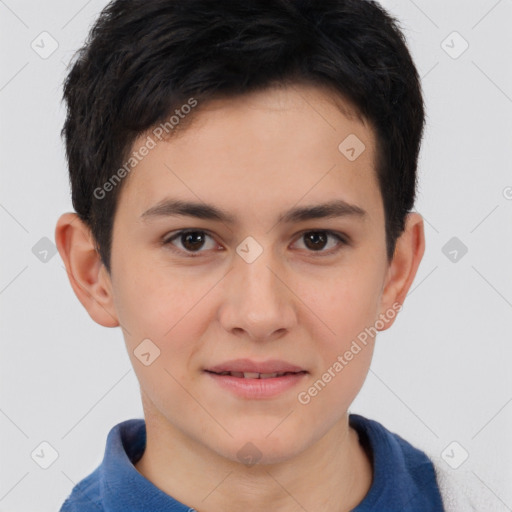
[116,83,381,224]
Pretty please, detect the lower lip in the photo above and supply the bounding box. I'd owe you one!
[204,371,308,399]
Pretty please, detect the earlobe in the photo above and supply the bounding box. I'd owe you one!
[55,212,120,328]
[377,212,425,331]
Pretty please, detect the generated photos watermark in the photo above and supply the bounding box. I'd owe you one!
[93,97,198,200]
[297,302,402,405]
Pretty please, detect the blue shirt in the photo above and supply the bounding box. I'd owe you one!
[59,414,445,511]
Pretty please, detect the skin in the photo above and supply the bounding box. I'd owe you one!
[55,83,425,512]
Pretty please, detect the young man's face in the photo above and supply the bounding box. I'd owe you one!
[58,83,424,465]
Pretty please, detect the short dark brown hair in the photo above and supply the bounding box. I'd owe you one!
[61,0,425,273]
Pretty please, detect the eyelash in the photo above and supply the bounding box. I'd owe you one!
[162,229,349,258]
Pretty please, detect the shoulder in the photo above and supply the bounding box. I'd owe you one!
[59,466,103,512]
[350,414,499,511]
[59,418,146,512]
[429,456,500,512]
[349,414,444,509]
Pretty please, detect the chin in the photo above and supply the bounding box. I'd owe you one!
[213,433,306,467]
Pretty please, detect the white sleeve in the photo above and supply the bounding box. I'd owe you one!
[430,457,508,512]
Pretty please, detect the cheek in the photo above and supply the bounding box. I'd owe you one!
[316,281,377,390]
[297,261,382,345]
[113,261,219,376]
[296,281,377,423]
[115,268,211,416]
[113,257,199,334]
[292,266,380,407]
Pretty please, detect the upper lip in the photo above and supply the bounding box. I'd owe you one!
[205,358,307,374]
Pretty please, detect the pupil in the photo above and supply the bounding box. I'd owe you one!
[304,232,327,251]
[182,232,204,251]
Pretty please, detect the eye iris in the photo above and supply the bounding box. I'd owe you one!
[182,231,205,251]
[304,232,327,251]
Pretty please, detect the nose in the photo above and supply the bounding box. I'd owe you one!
[218,245,297,342]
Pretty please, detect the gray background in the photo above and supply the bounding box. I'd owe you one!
[1,0,511,510]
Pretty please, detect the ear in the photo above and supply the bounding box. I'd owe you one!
[55,212,119,328]
[377,212,425,331]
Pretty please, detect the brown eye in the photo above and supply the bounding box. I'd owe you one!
[304,232,328,251]
[164,230,218,256]
[294,230,347,254]
[180,231,207,251]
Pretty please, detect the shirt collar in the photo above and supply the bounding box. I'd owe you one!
[100,418,191,511]
[97,414,442,511]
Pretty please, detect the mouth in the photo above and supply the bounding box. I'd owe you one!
[203,359,308,399]
[204,358,308,377]
[205,370,308,379]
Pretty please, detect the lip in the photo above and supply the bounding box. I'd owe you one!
[205,358,306,374]
[205,371,308,399]
[204,358,308,399]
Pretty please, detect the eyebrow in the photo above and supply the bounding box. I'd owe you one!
[140,198,367,224]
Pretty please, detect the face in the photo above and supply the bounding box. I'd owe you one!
[106,83,393,464]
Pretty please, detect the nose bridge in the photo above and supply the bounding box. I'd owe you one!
[220,238,295,338]
[243,248,280,304]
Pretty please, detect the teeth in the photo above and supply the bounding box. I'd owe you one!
[243,372,261,379]
[258,372,280,379]
[215,371,298,378]
[241,372,285,379]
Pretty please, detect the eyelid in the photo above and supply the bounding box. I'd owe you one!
[162,228,215,244]
[293,229,349,246]
[162,228,349,257]
[162,229,220,257]
[291,229,349,255]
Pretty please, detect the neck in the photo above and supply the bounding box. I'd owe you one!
[135,406,373,512]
